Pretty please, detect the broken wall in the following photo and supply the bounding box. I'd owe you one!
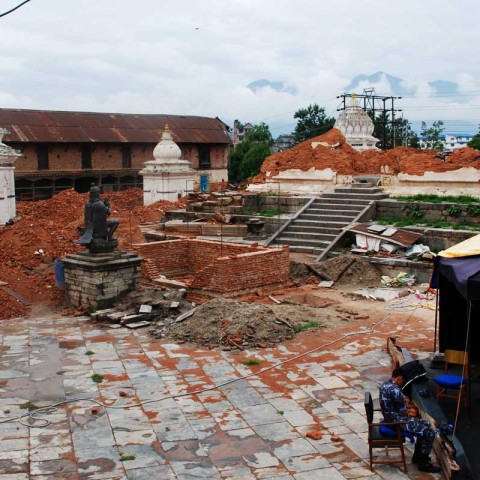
[133,239,290,294]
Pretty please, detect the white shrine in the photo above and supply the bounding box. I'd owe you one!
[140,125,195,205]
[0,128,21,225]
[334,96,379,151]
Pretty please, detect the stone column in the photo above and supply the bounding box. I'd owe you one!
[0,128,21,225]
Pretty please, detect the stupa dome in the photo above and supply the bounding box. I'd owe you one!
[334,96,379,151]
[152,125,182,163]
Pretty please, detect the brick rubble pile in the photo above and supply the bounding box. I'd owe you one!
[252,128,480,182]
[0,188,185,319]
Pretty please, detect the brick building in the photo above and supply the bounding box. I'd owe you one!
[0,108,231,200]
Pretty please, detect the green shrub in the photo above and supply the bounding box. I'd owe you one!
[393,194,478,203]
[293,321,319,333]
[446,205,462,217]
[91,374,104,383]
[241,359,262,366]
[466,204,480,216]
[405,204,424,219]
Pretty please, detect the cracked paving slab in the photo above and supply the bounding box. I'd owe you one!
[0,307,439,479]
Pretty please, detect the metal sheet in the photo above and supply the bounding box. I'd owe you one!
[0,109,231,144]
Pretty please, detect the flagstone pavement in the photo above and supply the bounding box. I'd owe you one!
[0,300,442,480]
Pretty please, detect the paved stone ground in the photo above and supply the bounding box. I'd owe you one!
[0,298,442,480]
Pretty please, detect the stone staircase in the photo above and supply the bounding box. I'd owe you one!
[271,184,388,257]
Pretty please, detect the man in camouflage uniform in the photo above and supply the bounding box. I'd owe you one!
[379,366,441,473]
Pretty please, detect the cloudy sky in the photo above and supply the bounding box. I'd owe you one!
[1,0,480,137]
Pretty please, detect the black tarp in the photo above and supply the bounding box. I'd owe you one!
[431,255,480,360]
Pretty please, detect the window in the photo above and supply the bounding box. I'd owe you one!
[198,144,211,169]
[81,145,92,169]
[37,145,49,170]
[122,144,132,169]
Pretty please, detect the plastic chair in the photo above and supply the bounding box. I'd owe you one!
[364,391,407,472]
[434,349,469,407]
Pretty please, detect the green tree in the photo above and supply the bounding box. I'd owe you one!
[393,117,419,148]
[467,127,480,150]
[228,122,273,184]
[292,104,335,144]
[420,120,445,151]
[370,113,419,149]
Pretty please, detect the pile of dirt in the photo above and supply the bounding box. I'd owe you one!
[251,128,480,182]
[163,298,295,349]
[0,188,185,319]
[314,255,381,287]
[289,261,315,282]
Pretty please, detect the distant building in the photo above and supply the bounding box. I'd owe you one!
[272,134,294,153]
[0,108,231,200]
[233,120,254,145]
[419,133,474,152]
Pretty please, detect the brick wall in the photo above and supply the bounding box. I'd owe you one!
[191,248,290,293]
[14,142,228,173]
[133,240,189,277]
[133,238,290,294]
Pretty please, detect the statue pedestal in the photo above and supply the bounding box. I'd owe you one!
[62,251,142,309]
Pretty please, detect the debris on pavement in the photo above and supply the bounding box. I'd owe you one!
[312,255,381,287]
[381,272,416,287]
[158,298,296,349]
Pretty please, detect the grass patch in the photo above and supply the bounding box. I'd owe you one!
[240,359,262,366]
[242,209,285,217]
[91,374,104,383]
[258,209,284,217]
[19,401,39,411]
[392,194,479,204]
[120,455,136,461]
[293,321,319,333]
[375,217,480,231]
[85,350,95,356]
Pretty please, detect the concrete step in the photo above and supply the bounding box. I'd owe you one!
[279,231,336,241]
[322,192,389,201]
[299,213,359,222]
[313,198,371,206]
[334,186,384,194]
[293,219,350,228]
[286,245,326,255]
[276,236,331,248]
[287,225,343,235]
[308,204,366,212]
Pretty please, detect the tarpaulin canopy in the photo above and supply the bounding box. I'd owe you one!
[431,234,480,360]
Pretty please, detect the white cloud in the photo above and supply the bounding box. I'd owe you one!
[0,0,479,136]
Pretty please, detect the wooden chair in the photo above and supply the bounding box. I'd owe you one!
[364,391,407,472]
[434,349,469,407]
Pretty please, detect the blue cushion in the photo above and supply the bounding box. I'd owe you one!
[380,425,415,443]
[434,374,466,388]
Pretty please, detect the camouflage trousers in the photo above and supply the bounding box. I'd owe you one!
[405,417,436,456]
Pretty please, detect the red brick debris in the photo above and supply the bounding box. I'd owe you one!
[0,188,186,319]
[251,128,480,182]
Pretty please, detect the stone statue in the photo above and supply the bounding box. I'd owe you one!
[76,184,119,253]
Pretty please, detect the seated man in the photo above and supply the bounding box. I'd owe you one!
[77,184,119,246]
[379,366,441,473]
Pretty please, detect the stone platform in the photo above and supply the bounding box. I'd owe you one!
[62,251,142,308]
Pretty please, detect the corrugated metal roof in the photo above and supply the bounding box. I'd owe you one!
[348,223,422,247]
[0,109,231,145]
